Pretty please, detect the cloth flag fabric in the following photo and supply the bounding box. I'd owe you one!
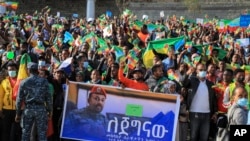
[51,55,61,68]
[58,57,73,76]
[143,36,185,69]
[167,69,180,81]
[64,31,74,43]
[111,46,124,62]
[13,53,31,100]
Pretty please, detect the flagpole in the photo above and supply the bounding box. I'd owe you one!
[0,0,6,14]
[86,0,96,21]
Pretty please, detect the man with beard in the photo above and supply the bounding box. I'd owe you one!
[118,61,149,91]
[223,69,250,108]
[62,86,107,140]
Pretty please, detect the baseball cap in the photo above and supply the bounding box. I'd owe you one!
[131,67,143,74]
[27,62,38,70]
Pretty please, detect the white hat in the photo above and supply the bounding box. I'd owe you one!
[87,18,94,22]
[142,15,148,20]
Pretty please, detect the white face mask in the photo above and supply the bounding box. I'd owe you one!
[38,60,46,66]
[8,70,17,78]
[198,71,207,78]
[37,41,43,46]
[83,61,89,68]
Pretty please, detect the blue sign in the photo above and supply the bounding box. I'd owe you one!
[106,10,112,18]
[240,15,250,27]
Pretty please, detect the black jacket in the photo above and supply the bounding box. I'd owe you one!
[186,76,218,115]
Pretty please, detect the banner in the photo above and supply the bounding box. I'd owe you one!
[240,15,250,27]
[60,82,180,141]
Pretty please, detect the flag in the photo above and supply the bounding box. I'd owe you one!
[193,56,201,65]
[213,46,227,60]
[235,41,241,49]
[51,56,61,68]
[13,53,31,100]
[132,45,141,54]
[206,45,213,56]
[241,65,250,74]
[212,83,225,92]
[97,37,108,48]
[97,46,110,55]
[143,36,185,69]
[83,32,97,44]
[127,50,139,69]
[1,2,18,10]
[34,45,45,54]
[132,21,143,31]
[167,69,179,81]
[174,38,185,51]
[58,57,73,76]
[111,45,124,62]
[183,55,193,67]
[64,31,74,43]
[185,42,192,52]
[10,2,18,10]
[226,63,241,71]
[51,44,60,53]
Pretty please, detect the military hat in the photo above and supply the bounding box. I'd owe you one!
[90,86,107,97]
[27,62,38,70]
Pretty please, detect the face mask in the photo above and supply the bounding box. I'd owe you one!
[237,98,248,108]
[0,49,4,54]
[83,61,89,68]
[8,71,17,77]
[37,41,43,46]
[38,60,46,66]
[198,71,206,78]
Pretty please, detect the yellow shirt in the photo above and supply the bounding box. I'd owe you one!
[0,77,16,110]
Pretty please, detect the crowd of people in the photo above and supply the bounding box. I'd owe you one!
[0,5,249,141]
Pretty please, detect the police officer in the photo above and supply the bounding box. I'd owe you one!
[15,62,53,141]
[63,86,107,140]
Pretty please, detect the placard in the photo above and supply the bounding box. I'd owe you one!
[60,82,180,141]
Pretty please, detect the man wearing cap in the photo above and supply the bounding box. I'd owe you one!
[118,61,149,91]
[15,62,53,141]
[63,86,107,140]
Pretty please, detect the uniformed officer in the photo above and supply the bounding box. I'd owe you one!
[62,86,107,140]
[15,62,53,141]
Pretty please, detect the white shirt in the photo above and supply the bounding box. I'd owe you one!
[190,80,210,113]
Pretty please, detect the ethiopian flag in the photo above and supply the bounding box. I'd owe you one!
[143,36,185,69]
[13,53,31,100]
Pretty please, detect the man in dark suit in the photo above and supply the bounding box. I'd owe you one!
[186,63,218,141]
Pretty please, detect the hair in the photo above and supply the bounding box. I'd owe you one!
[29,68,39,75]
[151,64,162,73]
[233,69,245,76]
[111,62,119,69]
[179,62,188,70]
[224,69,233,76]
[232,86,247,97]
[7,62,18,69]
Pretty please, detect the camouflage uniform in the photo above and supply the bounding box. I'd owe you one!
[63,106,107,140]
[16,74,52,141]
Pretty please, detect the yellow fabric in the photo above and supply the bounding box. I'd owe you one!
[17,63,29,80]
[229,83,250,102]
[0,78,16,110]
